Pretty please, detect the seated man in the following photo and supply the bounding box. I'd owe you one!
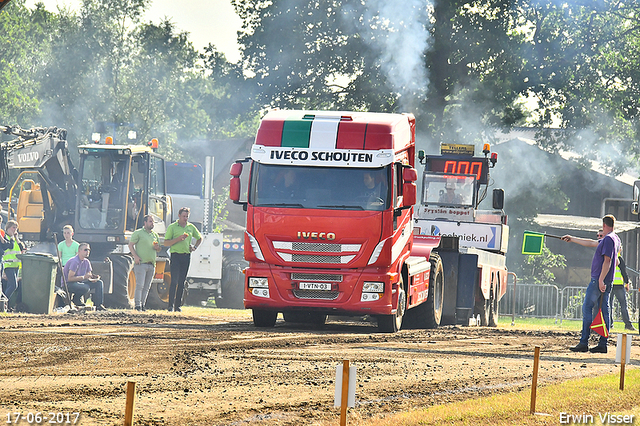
[439,181,464,205]
[362,171,386,208]
[63,243,107,311]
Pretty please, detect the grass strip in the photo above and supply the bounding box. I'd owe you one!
[358,369,640,426]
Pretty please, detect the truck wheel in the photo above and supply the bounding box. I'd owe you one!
[253,309,278,327]
[404,254,444,329]
[145,272,171,310]
[425,254,444,328]
[474,285,491,326]
[488,287,499,327]
[217,256,247,309]
[377,281,406,333]
[103,254,134,309]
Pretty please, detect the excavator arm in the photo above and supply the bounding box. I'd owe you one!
[0,125,78,240]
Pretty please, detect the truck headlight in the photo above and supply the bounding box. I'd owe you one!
[361,292,381,302]
[247,232,265,261]
[361,281,384,302]
[249,277,269,288]
[362,282,384,293]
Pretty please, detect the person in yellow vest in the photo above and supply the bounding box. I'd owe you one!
[598,228,637,331]
[2,220,26,303]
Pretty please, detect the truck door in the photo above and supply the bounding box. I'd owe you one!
[148,154,169,234]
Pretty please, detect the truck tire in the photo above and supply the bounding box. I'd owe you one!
[404,254,444,329]
[216,256,247,309]
[145,272,171,310]
[253,309,278,327]
[488,286,499,327]
[473,286,497,327]
[377,278,406,333]
[103,254,134,309]
[424,254,444,328]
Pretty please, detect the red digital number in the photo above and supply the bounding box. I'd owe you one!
[443,160,482,180]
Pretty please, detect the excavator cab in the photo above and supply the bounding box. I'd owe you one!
[75,145,170,254]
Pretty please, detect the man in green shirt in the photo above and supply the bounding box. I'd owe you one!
[164,207,202,312]
[129,215,161,311]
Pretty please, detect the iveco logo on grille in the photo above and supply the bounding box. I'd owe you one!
[297,231,336,240]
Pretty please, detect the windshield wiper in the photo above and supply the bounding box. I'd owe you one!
[318,205,364,210]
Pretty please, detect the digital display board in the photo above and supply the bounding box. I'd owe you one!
[425,156,489,184]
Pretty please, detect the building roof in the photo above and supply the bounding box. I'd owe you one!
[534,214,640,234]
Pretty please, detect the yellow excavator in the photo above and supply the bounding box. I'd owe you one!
[1,125,173,309]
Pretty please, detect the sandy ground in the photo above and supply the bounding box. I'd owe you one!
[0,309,637,426]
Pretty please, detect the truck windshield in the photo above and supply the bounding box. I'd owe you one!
[422,173,475,208]
[251,164,390,211]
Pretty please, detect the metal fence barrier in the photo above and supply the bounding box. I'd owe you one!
[499,283,559,320]
[499,282,639,324]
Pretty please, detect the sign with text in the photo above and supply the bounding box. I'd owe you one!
[416,220,507,252]
[252,145,395,168]
[416,205,475,222]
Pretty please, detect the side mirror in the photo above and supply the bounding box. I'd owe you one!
[493,188,504,210]
[229,160,248,205]
[230,177,241,202]
[402,167,417,182]
[230,162,243,177]
[403,182,417,207]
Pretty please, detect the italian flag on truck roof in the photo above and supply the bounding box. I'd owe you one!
[252,110,415,168]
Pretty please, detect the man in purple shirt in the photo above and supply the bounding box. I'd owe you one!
[63,243,107,311]
[562,215,620,353]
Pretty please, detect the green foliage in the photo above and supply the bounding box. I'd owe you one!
[3,0,640,187]
[0,0,47,123]
[211,186,230,233]
[520,0,640,173]
[521,245,566,285]
[1,0,255,159]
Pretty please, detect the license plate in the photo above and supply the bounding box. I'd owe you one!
[299,282,332,291]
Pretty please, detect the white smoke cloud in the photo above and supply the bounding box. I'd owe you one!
[346,0,432,110]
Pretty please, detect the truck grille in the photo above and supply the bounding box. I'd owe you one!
[291,273,343,282]
[272,241,361,265]
[290,242,356,252]
[279,253,355,264]
[293,290,340,300]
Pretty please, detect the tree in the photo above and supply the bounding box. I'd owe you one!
[518,0,640,173]
[0,0,49,124]
[233,0,403,112]
[233,0,531,149]
[200,46,259,139]
[520,245,566,285]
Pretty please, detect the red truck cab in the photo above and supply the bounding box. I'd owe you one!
[230,110,429,332]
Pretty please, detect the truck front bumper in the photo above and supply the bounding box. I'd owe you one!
[243,263,397,316]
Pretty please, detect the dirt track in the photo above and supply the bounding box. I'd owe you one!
[0,309,636,426]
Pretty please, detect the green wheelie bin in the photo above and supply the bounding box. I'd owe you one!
[16,253,58,314]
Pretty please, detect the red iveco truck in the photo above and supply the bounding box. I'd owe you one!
[230,110,508,332]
